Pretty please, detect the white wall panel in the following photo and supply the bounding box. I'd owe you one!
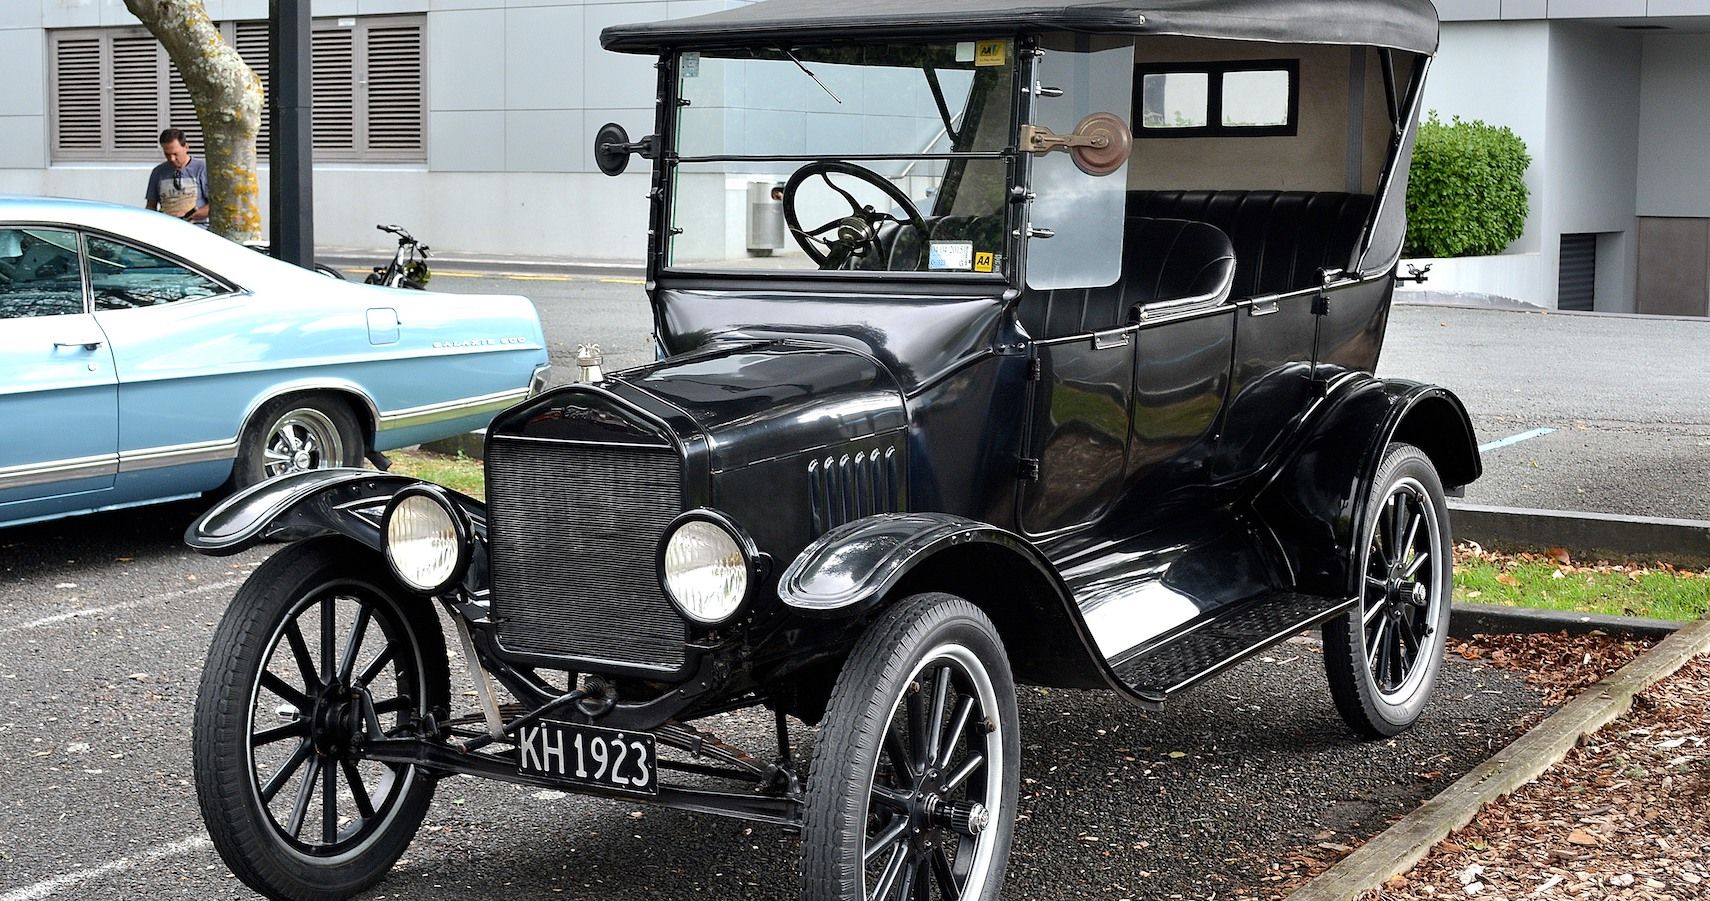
[0,29,45,117]
[427,9,505,110]
[429,108,505,169]
[1637,34,1710,217]
[504,4,583,110]
[583,2,667,111]
[0,116,47,168]
[505,108,580,171]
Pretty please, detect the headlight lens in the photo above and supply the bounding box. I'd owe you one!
[662,519,749,624]
[385,493,463,592]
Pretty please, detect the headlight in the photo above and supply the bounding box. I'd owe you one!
[384,488,469,593]
[659,512,756,625]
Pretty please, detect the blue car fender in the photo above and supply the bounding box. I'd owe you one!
[185,468,487,557]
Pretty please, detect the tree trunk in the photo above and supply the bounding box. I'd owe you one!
[124,0,264,242]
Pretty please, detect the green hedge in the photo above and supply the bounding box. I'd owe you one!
[1404,112,1531,258]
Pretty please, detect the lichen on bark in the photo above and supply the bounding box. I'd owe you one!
[124,0,264,242]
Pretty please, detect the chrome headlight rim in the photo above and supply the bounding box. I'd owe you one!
[382,484,472,595]
[656,508,763,627]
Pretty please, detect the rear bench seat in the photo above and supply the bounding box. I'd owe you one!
[1127,191,1374,299]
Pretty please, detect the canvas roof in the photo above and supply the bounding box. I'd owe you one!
[601,0,1439,56]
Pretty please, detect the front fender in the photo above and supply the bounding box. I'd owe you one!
[1254,376,1481,598]
[185,468,487,556]
[778,512,1066,615]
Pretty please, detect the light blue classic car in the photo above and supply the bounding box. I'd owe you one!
[0,195,549,529]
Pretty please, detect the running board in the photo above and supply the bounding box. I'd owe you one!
[1109,591,1355,704]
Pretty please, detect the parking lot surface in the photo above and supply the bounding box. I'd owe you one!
[5,278,1680,899]
[1,500,1543,899]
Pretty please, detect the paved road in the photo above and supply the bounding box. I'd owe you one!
[437,269,1710,519]
[0,499,1543,900]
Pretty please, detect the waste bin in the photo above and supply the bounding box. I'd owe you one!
[746,182,786,256]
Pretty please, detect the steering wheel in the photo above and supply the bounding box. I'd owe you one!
[782,161,930,271]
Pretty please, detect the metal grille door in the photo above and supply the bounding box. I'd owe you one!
[1558,234,1596,312]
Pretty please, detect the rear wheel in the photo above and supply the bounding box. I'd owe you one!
[230,394,365,491]
[801,593,1020,901]
[1323,443,1453,738]
[193,538,449,900]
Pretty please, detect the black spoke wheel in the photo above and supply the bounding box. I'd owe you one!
[1323,443,1453,738]
[195,538,448,899]
[802,593,1019,901]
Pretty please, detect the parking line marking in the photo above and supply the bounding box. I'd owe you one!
[599,276,647,285]
[0,834,212,901]
[1478,427,1556,453]
[3,579,243,634]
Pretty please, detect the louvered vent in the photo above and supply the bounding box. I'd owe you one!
[486,439,689,672]
[365,25,423,153]
[166,65,204,151]
[111,35,161,151]
[233,21,270,152]
[809,446,903,535]
[312,27,354,150]
[53,38,103,152]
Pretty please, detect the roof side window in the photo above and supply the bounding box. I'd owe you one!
[0,228,85,319]
[1137,60,1299,137]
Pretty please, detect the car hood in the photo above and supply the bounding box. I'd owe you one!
[495,340,908,473]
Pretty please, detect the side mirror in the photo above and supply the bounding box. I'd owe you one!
[1020,112,1132,177]
[593,122,658,177]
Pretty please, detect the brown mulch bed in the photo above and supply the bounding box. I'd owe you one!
[1451,631,1657,707]
[1365,654,1710,900]
[1246,632,1661,899]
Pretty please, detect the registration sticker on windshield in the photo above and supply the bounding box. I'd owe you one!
[929,241,975,271]
[975,41,1006,67]
[681,52,701,78]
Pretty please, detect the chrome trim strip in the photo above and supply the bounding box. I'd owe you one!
[0,453,119,490]
[378,388,529,431]
[117,437,239,471]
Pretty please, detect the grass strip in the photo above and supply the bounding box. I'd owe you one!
[1454,546,1709,622]
[387,448,486,499]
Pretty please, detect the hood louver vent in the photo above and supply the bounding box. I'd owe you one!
[809,446,902,535]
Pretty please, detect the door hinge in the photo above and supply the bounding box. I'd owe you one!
[1019,457,1041,480]
[1027,358,1042,381]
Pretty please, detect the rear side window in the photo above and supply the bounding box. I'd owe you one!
[1137,60,1299,137]
[87,235,225,310]
[0,227,84,319]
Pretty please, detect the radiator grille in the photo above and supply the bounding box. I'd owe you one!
[486,439,687,671]
[809,446,902,535]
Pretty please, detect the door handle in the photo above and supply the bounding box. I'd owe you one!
[53,340,105,350]
[1091,329,1131,350]
[1248,299,1280,317]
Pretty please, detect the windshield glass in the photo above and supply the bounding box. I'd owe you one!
[669,41,1015,275]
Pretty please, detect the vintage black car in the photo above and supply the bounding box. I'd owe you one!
[187,1,1479,898]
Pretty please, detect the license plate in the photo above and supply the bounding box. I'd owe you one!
[516,719,657,795]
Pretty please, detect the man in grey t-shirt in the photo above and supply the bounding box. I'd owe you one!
[145,128,211,228]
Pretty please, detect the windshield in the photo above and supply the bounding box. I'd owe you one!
[668,41,1015,276]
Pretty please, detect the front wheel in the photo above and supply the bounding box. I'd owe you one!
[1323,443,1454,738]
[801,593,1020,901]
[193,538,449,900]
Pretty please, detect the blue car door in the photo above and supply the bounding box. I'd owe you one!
[0,226,118,513]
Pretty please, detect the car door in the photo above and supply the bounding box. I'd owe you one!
[0,226,119,512]
[84,232,238,493]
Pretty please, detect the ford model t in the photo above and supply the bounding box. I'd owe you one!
[188,0,1478,897]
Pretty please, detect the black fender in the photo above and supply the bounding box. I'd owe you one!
[777,512,1116,692]
[1253,375,1481,599]
[185,468,488,557]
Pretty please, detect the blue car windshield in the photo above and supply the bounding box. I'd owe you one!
[668,41,1015,277]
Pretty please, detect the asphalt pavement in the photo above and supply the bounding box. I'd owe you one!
[0,275,1689,899]
[0,498,1543,900]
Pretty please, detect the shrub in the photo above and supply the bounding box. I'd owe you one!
[1404,112,1531,258]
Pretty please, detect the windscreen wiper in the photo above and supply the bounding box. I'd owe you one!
[781,47,843,105]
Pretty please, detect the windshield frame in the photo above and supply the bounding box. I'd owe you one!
[652,41,1025,286]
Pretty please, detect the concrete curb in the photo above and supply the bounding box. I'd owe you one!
[1450,501,1710,569]
[1285,615,1710,901]
[1449,601,1683,641]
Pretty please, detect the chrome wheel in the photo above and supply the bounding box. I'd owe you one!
[864,644,1005,901]
[1359,477,1443,700]
[263,407,346,479]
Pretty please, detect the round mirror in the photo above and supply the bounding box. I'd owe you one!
[1070,113,1132,177]
[593,122,632,177]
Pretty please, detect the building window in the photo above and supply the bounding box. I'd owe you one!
[1137,60,1299,138]
[48,16,425,163]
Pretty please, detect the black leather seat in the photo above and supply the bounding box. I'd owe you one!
[1021,216,1235,337]
[1127,190,1374,298]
